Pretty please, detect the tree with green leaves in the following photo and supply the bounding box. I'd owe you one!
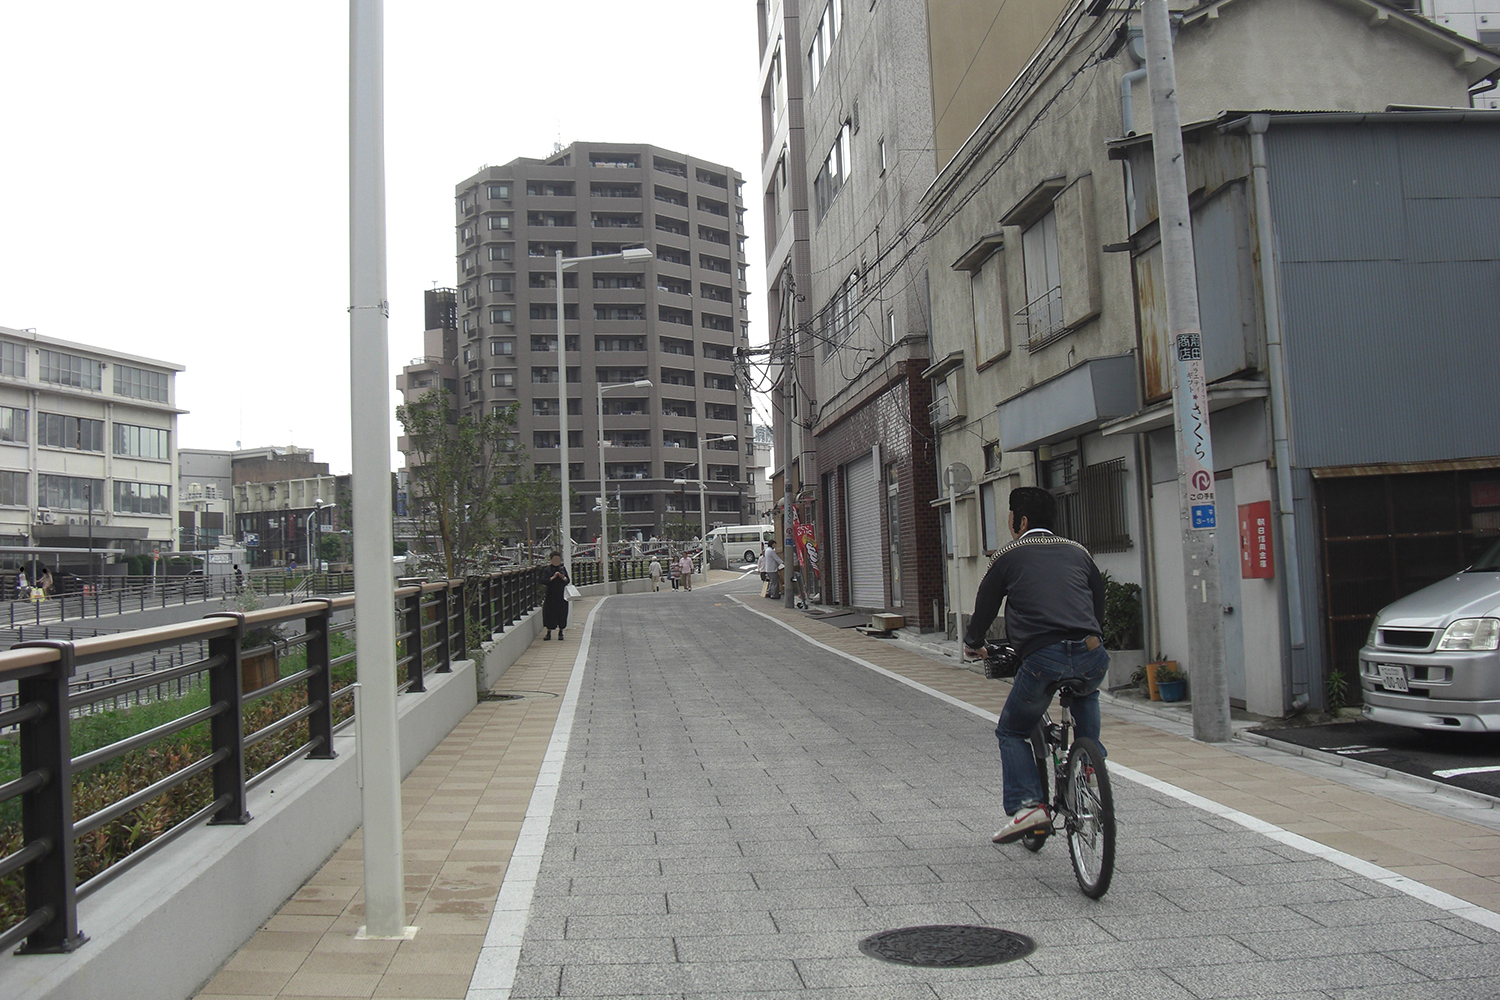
[501,468,580,546]
[396,391,526,579]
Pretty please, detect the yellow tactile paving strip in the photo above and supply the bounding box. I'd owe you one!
[744,599,1500,916]
[192,599,595,1000]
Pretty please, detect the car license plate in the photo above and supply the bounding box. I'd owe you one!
[1378,664,1409,692]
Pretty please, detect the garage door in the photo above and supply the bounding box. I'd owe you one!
[1317,466,1500,703]
[846,453,883,608]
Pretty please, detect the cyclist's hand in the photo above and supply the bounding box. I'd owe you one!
[963,644,986,659]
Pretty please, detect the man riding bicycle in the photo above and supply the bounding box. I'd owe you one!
[963,487,1109,844]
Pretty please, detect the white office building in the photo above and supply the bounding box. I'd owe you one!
[0,326,183,572]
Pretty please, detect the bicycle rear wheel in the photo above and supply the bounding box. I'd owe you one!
[1064,737,1114,898]
[1022,721,1052,853]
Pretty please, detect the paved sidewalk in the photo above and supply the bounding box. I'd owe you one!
[191,598,599,1000]
[194,581,1500,999]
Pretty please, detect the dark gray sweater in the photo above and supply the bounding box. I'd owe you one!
[963,531,1106,660]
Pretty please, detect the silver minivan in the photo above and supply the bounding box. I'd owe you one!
[1359,539,1500,732]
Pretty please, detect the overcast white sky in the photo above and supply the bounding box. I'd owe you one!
[0,2,767,473]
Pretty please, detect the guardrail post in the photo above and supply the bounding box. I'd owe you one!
[203,613,251,825]
[454,581,467,663]
[435,584,452,673]
[304,599,337,760]
[404,589,425,693]
[12,640,86,954]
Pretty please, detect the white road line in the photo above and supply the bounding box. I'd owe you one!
[729,595,1500,935]
[1434,765,1500,779]
[467,596,606,1000]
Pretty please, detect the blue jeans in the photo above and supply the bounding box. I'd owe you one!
[995,640,1110,815]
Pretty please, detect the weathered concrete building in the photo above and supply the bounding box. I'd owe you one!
[917,0,1498,714]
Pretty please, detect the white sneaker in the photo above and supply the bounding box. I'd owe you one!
[992,804,1050,844]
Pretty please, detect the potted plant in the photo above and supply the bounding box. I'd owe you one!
[234,587,287,693]
[1143,658,1178,701]
[1155,664,1187,703]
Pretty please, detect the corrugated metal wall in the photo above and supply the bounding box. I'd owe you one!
[1267,122,1500,470]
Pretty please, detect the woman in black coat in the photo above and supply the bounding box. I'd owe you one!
[542,551,570,641]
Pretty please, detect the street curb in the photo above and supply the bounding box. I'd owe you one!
[1234,728,1500,811]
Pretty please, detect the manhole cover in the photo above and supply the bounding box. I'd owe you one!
[858,925,1036,968]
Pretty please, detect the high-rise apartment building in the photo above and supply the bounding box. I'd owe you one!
[401,142,753,544]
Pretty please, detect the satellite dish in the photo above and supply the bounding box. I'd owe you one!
[946,463,973,494]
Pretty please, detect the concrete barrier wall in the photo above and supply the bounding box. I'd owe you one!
[2,659,480,1000]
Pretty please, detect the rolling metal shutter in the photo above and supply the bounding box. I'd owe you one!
[845,453,883,608]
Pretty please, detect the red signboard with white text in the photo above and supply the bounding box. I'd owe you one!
[1238,501,1274,579]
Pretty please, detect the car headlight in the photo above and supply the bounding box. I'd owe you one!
[1367,621,1379,646]
[1436,618,1500,651]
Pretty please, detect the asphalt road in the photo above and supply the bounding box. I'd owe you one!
[1257,719,1500,799]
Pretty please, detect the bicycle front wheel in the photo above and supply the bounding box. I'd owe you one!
[1064,737,1115,898]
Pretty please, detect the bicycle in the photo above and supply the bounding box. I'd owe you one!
[981,641,1116,898]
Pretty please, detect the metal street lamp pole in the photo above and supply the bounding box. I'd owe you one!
[555,246,652,572]
[597,379,653,586]
[306,500,335,575]
[349,0,408,940]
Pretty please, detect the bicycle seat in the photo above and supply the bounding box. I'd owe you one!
[1046,679,1093,699]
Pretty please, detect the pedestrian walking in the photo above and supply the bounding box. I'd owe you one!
[649,556,663,592]
[669,553,682,590]
[14,569,27,601]
[38,567,53,597]
[678,553,694,592]
[542,551,571,641]
[963,487,1109,845]
[758,543,783,599]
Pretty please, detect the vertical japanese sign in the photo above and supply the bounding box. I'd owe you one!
[1175,330,1217,528]
[1238,500,1274,578]
[792,506,817,573]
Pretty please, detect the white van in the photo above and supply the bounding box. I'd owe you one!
[708,525,775,566]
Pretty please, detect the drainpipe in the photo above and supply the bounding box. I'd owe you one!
[1246,115,1308,673]
[1119,34,1148,232]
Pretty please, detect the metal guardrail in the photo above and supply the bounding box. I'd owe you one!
[0,564,548,956]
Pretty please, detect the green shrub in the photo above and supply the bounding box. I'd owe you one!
[1100,573,1143,650]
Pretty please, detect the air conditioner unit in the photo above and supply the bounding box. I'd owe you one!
[67,517,80,525]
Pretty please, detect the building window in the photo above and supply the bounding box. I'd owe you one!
[0,341,24,377]
[806,0,842,91]
[489,214,511,230]
[114,423,170,459]
[491,371,514,388]
[114,364,170,402]
[886,463,902,606]
[1042,454,1132,554]
[878,136,886,175]
[37,412,104,451]
[1019,210,1064,350]
[490,307,513,324]
[113,480,171,515]
[39,350,103,391]
[490,339,514,356]
[970,247,1008,361]
[488,245,512,261]
[0,406,27,443]
[0,470,25,506]
[489,275,512,293]
[813,121,851,220]
[38,474,105,512]
[488,183,510,199]
[980,480,999,554]
[887,309,897,344]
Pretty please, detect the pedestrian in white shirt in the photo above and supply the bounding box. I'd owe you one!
[649,557,663,592]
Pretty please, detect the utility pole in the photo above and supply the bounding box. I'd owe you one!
[349,0,410,939]
[778,279,797,609]
[1142,0,1231,742]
